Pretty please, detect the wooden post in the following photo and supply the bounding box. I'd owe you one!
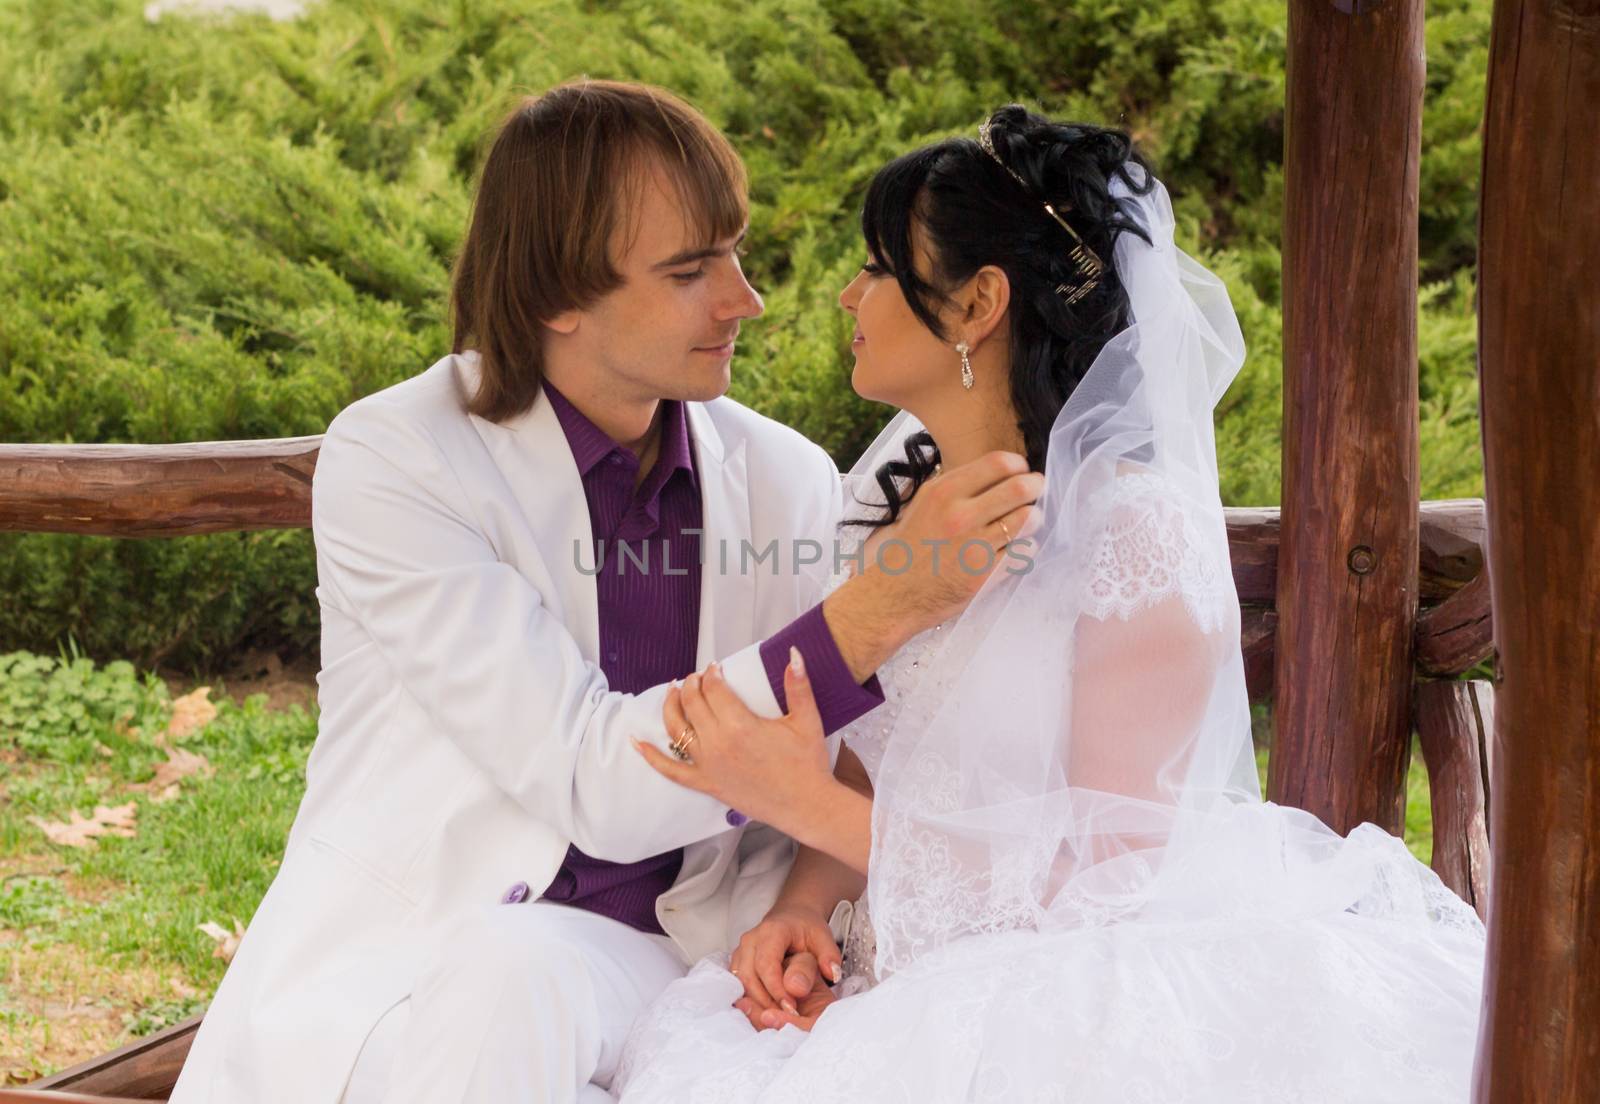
[1473,0,1600,1096]
[1414,679,1493,919]
[1270,0,1426,834]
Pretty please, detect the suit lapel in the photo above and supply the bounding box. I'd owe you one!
[461,362,601,664]
[457,361,755,676]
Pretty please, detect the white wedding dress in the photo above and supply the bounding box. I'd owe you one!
[613,169,1485,1103]
[613,472,1485,1103]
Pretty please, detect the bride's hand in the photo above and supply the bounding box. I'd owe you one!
[748,951,838,1032]
[728,904,844,1030]
[632,651,833,837]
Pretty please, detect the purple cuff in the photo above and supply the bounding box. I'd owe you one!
[759,604,884,736]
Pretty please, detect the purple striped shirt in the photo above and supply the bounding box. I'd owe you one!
[539,383,882,934]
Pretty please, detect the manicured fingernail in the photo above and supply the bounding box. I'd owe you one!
[781,999,798,1015]
[828,962,842,983]
[788,646,806,676]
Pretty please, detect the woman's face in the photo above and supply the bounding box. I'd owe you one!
[837,225,961,409]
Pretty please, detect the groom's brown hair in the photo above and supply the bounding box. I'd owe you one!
[450,79,749,422]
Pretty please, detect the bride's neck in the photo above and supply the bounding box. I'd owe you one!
[921,402,1026,472]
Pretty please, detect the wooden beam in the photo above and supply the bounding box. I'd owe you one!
[0,439,320,537]
[24,1011,198,1099]
[1415,569,1494,677]
[1270,0,1427,835]
[1241,607,1278,704]
[0,1091,153,1103]
[0,439,1487,595]
[1415,679,1493,919]
[1473,0,1600,1096]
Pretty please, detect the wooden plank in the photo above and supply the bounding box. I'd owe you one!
[1417,498,1487,590]
[26,1014,198,1100]
[0,1091,153,1103]
[1414,679,1493,919]
[1240,606,1277,704]
[1473,0,1600,1096]
[0,439,320,537]
[1270,0,1427,836]
[0,438,1486,600]
[1415,570,1494,677]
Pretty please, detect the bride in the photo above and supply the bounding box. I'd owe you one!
[618,105,1486,1102]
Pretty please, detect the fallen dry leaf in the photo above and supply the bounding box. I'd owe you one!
[126,744,212,803]
[197,918,246,963]
[27,803,138,849]
[164,687,217,743]
[133,746,212,803]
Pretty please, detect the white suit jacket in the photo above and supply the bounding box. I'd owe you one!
[171,352,849,1104]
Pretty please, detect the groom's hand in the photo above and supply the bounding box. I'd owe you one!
[749,951,839,1032]
[825,451,1042,682]
[729,903,843,1029]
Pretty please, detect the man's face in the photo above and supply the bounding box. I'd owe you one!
[554,163,763,406]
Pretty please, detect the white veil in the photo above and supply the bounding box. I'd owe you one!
[842,168,1474,980]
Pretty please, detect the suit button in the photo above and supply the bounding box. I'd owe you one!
[501,880,531,905]
[725,809,749,827]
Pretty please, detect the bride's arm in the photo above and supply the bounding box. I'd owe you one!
[769,746,873,915]
[779,766,874,877]
[722,747,870,1027]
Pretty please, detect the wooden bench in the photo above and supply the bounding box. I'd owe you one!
[0,438,1498,1100]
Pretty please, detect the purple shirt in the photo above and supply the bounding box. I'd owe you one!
[539,383,882,934]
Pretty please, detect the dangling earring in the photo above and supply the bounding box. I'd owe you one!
[956,342,974,390]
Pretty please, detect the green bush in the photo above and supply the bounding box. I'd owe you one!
[0,0,1491,667]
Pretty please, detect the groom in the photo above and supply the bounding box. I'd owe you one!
[170,79,1039,1104]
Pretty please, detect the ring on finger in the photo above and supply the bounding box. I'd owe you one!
[998,518,1013,546]
[669,725,698,761]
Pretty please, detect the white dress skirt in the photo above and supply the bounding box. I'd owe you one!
[612,607,1486,1104]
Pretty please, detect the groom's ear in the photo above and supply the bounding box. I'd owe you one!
[960,265,1011,348]
[545,308,581,337]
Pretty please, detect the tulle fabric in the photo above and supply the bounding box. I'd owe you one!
[612,169,1484,1102]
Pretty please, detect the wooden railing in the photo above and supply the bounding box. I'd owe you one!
[0,438,1498,915]
[0,439,320,537]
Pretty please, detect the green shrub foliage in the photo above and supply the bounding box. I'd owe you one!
[0,0,1490,667]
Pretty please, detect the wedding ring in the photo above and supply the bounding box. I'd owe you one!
[998,518,1013,546]
[669,725,698,761]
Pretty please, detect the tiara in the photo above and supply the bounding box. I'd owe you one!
[977,118,1105,306]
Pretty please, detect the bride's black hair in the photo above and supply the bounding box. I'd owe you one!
[851,105,1156,528]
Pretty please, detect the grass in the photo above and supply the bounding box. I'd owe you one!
[0,650,315,1082]
[0,650,1438,1080]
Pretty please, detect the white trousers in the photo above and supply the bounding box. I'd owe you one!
[342,902,686,1104]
